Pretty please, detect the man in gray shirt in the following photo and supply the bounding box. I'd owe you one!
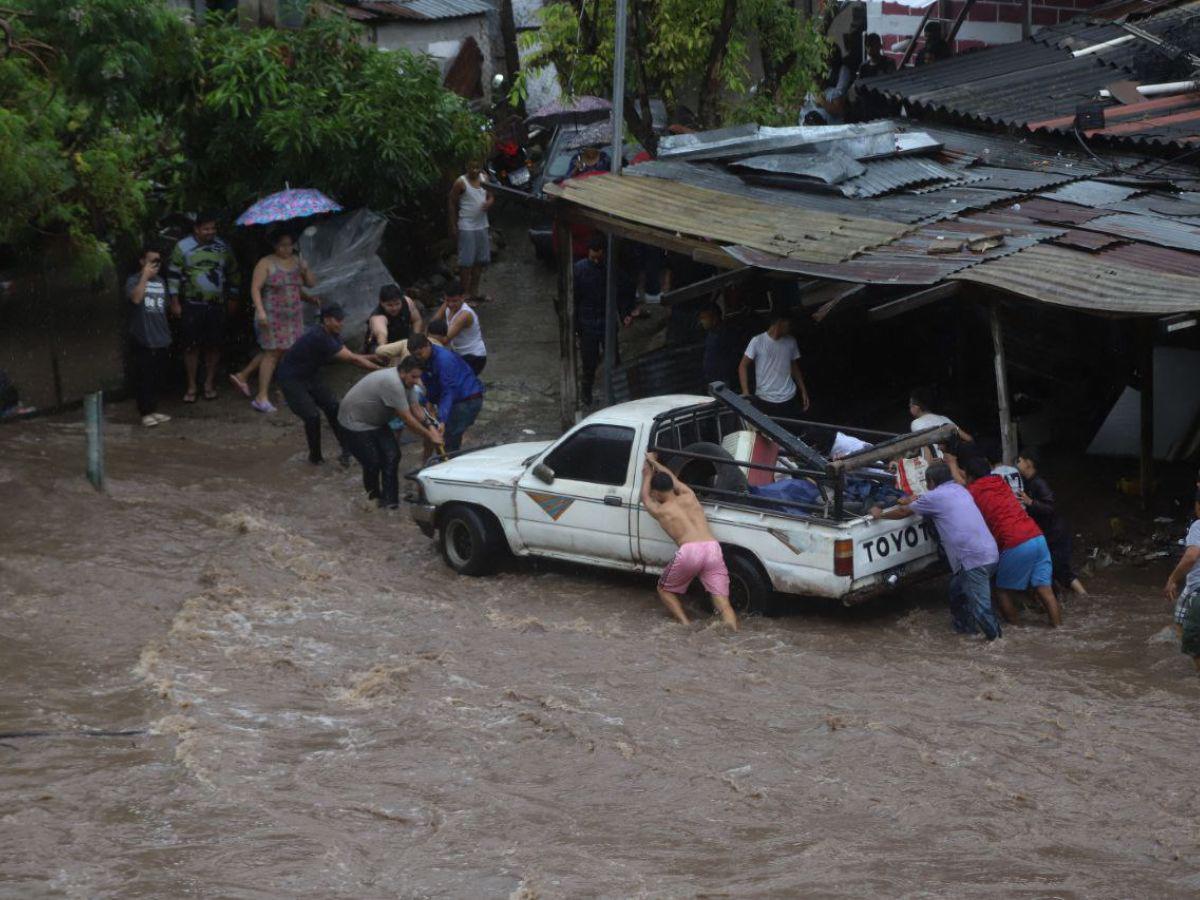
[338,357,444,508]
[126,244,174,427]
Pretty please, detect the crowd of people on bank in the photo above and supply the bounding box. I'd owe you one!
[125,196,492,511]
[126,185,1200,672]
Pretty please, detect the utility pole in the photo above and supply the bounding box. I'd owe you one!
[602,0,628,406]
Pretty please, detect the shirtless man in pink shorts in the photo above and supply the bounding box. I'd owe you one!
[641,453,739,630]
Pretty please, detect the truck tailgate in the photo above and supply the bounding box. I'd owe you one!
[852,515,939,578]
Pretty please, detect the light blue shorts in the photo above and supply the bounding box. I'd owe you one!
[457,227,490,267]
[996,535,1053,590]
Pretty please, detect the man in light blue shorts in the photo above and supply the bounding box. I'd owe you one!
[1165,490,1200,673]
[448,160,494,302]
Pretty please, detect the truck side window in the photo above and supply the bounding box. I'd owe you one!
[544,424,635,486]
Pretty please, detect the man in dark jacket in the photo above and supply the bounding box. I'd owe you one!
[574,236,634,405]
[1017,449,1087,596]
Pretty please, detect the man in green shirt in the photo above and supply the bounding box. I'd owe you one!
[167,211,240,402]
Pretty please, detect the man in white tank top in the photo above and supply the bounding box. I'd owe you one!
[434,281,488,375]
[447,160,494,304]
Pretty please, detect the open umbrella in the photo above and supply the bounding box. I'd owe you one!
[235,188,343,227]
[526,95,612,128]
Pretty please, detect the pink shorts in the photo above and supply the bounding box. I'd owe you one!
[658,540,730,597]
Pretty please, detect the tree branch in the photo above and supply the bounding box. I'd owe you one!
[697,0,738,128]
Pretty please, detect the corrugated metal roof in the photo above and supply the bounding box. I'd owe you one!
[959,166,1081,193]
[840,156,976,198]
[1039,180,1145,207]
[859,3,1200,149]
[1049,229,1128,251]
[1098,240,1200,275]
[350,0,490,22]
[1076,211,1200,251]
[950,243,1200,313]
[545,173,910,263]
[725,214,1053,284]
[624,158,1018,223]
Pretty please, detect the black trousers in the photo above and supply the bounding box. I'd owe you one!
[752,395,804,421]
[343,426,400,506]
[461,354,487,375]
[579,331,620,403]
[279,375,348,462]
[131,343,169,416]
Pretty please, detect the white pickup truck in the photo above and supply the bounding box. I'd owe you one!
[408,387,952,611]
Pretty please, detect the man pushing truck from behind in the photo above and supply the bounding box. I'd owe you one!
[642,453,739,631]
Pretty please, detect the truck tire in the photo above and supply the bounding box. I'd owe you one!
[723,549,772,615]
[439,504,505,576]
[671,441,748,494]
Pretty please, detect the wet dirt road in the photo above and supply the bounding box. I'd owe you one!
[3,223,1200,898]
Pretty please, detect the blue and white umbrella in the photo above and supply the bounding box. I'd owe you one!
[236,188,342,227]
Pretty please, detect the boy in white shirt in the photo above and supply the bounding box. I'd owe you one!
[738,313,811,418]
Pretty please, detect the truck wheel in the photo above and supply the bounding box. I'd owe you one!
[440,505,504,576]
[673,442,748,494]
[723,550,771,615]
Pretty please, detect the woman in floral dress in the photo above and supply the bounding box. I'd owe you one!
[232,230,318,412]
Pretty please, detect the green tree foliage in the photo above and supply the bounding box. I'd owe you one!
[517,0,828,149]
[183,14,485,215]
[0,0,192,277]
[0,1,484,275]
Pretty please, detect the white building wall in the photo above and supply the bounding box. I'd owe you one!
[375,17,495,100]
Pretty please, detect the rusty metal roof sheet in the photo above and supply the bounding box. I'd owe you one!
[1039,180,1145,207]
[1049,229,1128,251]
[1098,240,1200,275]
[545,173,909,263]
[1077,211,1200,251]
[951,243,1200,314]
[724,212,1060,285]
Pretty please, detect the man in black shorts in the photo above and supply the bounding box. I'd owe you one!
[167,211,240,402]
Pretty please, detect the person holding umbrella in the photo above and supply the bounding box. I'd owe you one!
[230,229,318,412]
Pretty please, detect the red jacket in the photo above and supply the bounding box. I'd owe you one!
[967,475,1042,551]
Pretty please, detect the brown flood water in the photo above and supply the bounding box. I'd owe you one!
[3,229,1200,898]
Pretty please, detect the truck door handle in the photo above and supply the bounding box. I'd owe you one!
[603,495,623,507]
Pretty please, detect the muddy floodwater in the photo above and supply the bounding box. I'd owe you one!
[3,238,1200,898]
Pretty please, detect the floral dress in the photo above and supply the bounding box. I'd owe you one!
[259,259,305,350]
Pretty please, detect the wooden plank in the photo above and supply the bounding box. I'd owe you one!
[869,282,960,321]
[990,302,1017,465]
[555,219,579,429]
[661,267,754,306]
[1139,318,1155,508]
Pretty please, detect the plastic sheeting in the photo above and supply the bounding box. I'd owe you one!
[299,209,400,344]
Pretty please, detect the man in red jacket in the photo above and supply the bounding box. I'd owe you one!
[962,455,1063,627]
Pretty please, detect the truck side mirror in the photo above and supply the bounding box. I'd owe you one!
[532,462,555,484]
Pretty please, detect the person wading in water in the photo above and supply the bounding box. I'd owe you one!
[641,453,739,630]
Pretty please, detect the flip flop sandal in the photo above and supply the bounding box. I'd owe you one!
[203,390,218,401]
[229,374,251,398]
[183,391,197,404]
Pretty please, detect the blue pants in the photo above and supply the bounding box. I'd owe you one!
[949,564,1001,640]
[444,395,483,453]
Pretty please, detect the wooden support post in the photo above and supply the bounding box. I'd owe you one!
[555,219,579,430]
[899,2,936,68]
[989,302,1017,465]
[1139,319,1155,509]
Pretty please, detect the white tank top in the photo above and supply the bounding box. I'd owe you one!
[457,176,489,231]
[447,303,487,357]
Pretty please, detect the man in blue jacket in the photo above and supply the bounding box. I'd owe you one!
[407,334,484,453]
